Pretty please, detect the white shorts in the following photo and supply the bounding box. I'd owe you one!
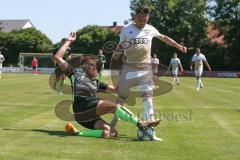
[195,69,203,77]
[172,69,178,76]
[117,64,154,98]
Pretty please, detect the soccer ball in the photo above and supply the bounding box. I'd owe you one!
[137,128,154,141]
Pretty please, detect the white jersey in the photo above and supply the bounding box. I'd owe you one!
[151,58,159,65]
[192,53,206,70]
[119,23,163,66]
[0,54,4,69]
[170,58,181,72]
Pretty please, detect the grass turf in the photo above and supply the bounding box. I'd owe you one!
[0,73,239,160]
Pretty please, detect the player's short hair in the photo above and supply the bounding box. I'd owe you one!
[135,6,151,15]
[81,56,97,66]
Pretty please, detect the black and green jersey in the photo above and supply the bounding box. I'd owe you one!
[64,64,108,98]
[97,55,106,64]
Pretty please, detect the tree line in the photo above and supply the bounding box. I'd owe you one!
[0,0,239,70]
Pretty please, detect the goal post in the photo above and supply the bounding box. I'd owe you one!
[19,52,82,73]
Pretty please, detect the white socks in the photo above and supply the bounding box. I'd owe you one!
[143,98,155,121]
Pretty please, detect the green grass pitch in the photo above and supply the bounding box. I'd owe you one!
[0,73,240,160]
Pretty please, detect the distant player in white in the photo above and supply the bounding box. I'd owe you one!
[0,51,5,79]
[190,48,211,90]
[170,53,183,85]
[111,6,187,141]
[151,53,159,76]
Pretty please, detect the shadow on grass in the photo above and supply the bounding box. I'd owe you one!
[2,128,141,141]
[2,128,67,137]
[31,129,68,137]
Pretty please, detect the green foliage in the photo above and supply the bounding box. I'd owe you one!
[70,25,119,68]
[0,28,53,66]
[130,0,209,68]
[208,0,240,70]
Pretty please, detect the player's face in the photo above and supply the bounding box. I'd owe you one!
[196,48,200,54]
[174,54,177,58]
[84,59,98,79]
[135,13,149,29]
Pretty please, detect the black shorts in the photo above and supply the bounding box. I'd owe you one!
[73,96,102,129]
[32,66,36,70]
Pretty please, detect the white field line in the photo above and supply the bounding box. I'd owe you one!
[212,112,239,137]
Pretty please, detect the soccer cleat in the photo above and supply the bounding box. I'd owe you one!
[65,122,79,135]
[137,119,161,131]
[152,131,163,141]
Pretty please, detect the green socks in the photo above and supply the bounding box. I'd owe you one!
[115,106,138,126]
[76,130,103,138]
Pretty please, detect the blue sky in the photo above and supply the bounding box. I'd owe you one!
[0,0,131,43]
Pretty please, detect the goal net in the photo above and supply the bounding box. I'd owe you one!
[19,52,82,73]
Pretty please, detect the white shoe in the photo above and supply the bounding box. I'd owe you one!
[152,132,163,141]
[196,87,200,91]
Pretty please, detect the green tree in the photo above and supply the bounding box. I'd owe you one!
[130,0,209,68]
[0,28,52,65]
[208,0,240,70]
[70,25,119,68]
[0,28,52,66]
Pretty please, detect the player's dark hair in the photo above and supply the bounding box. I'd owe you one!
[135,6,151,15]
[81,56,97,66]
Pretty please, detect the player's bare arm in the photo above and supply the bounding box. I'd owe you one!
[179,63,184,72]
[105,85,116,93]
[159,35,187,53]
[54,32,76,71]
[204,60,211,71]
[112,45,123,60]
[190,62,194,70]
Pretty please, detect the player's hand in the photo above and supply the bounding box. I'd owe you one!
[112,51,122,60]
[209,68,212,71]
[68,32,76,42]
[176,44,187,53]
[190,66,193,70]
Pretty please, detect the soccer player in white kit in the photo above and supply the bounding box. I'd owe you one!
[151,53,159,76]
[190,48,211,90]
[0,51,5,79]
[111,6,187,141]
[170,53,183,85]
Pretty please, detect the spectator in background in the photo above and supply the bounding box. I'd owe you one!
[97,49,106,81]
[151,53,159,76]
[0,51,5,79]
[32,57,38,74]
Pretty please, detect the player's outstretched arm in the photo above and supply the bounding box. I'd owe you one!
[204,60,211,71]
[179,63,184,72]
[54,32,76,71]
[190,62,194,70]
[159,35,187,53]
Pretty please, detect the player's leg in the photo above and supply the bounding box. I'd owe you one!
[138,69,162,141]
[96,100,160,131]
[110,64,134,127]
